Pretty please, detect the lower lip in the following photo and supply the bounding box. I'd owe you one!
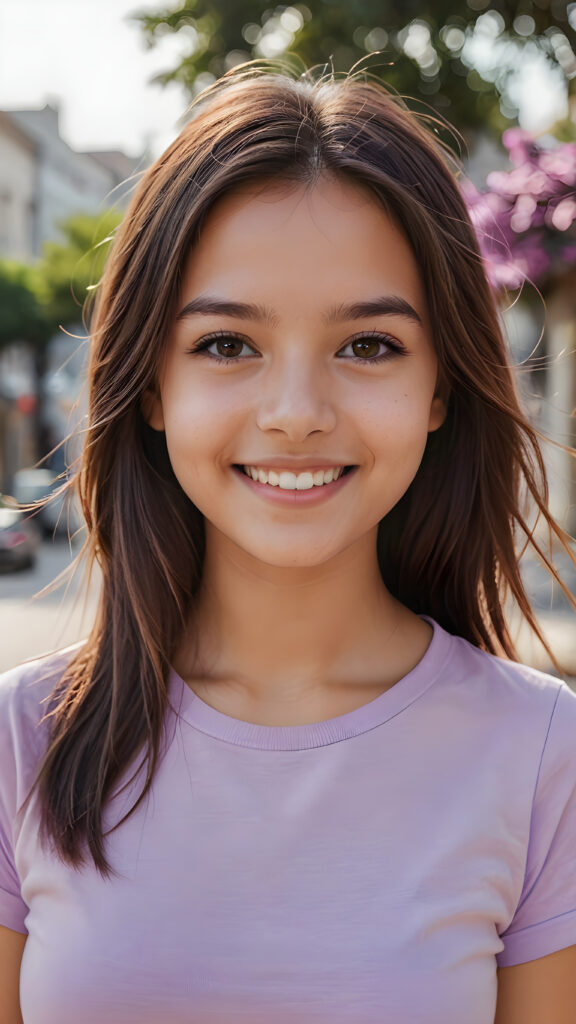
[232,466,356,506]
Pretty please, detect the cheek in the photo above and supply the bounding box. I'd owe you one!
[160,378,245,487]
[360,389,435,461]
[364,399,433,519]
[163,380,235,442]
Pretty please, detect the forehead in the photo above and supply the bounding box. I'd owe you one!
[179,175,429,322]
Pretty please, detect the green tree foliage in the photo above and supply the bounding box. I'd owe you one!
[38,209,124,330]
[131,0,576,140]
[0,262,47,349]
[0,211,123,457]
[0,209,123,355]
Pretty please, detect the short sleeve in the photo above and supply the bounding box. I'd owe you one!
[0,666,32,933]
[0,651,74,935]
[497,681,576,966]
[0,821,28,933]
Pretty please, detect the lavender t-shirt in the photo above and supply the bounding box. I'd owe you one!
[1,619,576,1023]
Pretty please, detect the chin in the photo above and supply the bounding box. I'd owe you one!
[229,538,333,566]
[245,543,352,570]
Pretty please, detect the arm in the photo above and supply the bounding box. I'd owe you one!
[0,924,27,1024]
[494,945,576,1024]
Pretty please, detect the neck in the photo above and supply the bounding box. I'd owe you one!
[174,525,428,706]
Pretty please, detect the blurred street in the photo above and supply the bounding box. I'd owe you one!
[0,535,99,673]
[510,551,576,685]
[0,535,574,683]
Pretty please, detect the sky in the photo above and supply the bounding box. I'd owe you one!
[0,0,192,158]
[0,0,569,162]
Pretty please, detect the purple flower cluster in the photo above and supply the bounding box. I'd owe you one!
[463,129,576,290]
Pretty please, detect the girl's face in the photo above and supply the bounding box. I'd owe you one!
[146,176,446,569]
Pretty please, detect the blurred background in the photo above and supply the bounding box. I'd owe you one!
[0,0,575,675]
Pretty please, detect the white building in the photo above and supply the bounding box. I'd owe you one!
[5,104,129,254]
[0,104,142,491]
[0,112,37,261]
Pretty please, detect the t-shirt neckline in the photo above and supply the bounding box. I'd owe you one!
[167,616,452,750]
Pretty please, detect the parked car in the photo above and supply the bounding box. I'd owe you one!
[0,503,41,571]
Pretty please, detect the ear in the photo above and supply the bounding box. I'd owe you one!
[428,394,448,433]
[427,368,450,433]
[141,386,165,432]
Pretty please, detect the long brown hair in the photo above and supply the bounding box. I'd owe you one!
[20,61,576,878]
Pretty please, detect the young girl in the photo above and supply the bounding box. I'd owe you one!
[1,63,576,1024]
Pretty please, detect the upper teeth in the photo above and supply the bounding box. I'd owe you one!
[243,467,345,489]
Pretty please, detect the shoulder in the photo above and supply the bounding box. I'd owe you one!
[435,619,573,708]
[0,648,80,835]
[429,619,576,749]
[0,644,84,762]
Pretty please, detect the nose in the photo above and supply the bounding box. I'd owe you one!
[255,355,337,441]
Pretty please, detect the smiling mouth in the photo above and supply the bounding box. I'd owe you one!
[234,465,355,490]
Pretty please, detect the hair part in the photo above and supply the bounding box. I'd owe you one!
[19,61,576,878]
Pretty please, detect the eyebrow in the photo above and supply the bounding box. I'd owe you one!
[176,293,423,327]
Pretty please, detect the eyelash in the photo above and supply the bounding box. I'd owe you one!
[185,329,407,365]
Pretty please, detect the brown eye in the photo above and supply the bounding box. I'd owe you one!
[350,338,382,359]
[338,332,405,364]
[213,337,245,358]
[190,334,258,361]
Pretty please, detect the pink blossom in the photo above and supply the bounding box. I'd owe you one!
[539,147,576,186]
[466,188,511,233]
[487,165,552,197]
[512,235,551,280]
[483,258,526,290]
[549,197,576,231]
[510,194,538,233]
[478,233,551,290]
[502,127,535,167]
[463,133,576,289]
